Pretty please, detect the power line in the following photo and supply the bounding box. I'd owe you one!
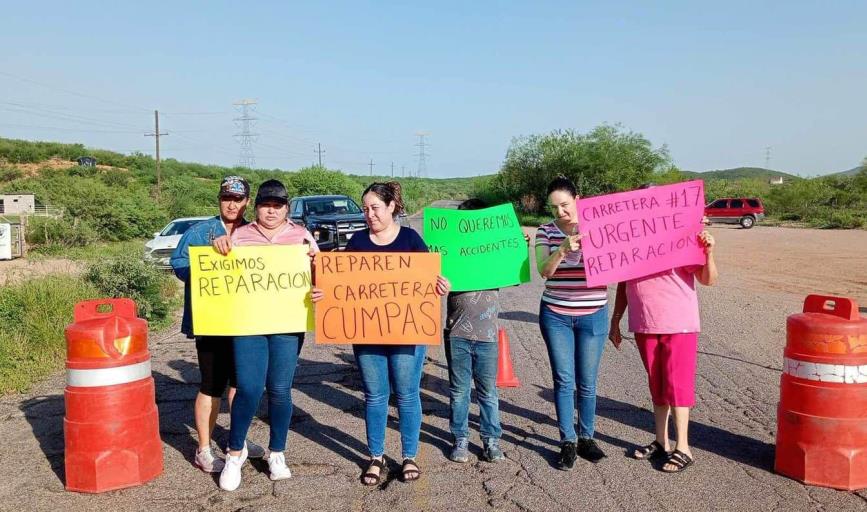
[315,142,325,167]
[415,131,430,178]
[233,99,258,168]
[144,110,168,202]
[0,71,151,112]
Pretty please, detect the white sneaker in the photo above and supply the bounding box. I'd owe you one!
[194,447,225,473]
[219,443,248,491]
[268,451,292,481]
[246,439,266,459]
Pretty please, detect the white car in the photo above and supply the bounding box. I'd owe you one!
[143,216,211,269]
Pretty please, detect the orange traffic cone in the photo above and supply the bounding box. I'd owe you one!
[496,327,521,388]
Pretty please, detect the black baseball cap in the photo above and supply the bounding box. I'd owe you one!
[255,179,289,206]
[219,175,250,198]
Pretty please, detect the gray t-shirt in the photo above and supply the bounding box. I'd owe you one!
[445,290,500,343]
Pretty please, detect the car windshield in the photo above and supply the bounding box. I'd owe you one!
[159,219,203,236]
[306,198,361,215]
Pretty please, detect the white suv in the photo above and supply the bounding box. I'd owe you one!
[143,216,210,269]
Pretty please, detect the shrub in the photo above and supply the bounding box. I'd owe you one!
[84,256,177,325]
[0,167,23,182]
[810,209,865,229]
[25,216,98,247]
[289,166,360,197]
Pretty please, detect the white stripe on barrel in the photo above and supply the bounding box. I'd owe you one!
[784,357,867,384]
[66,360,152,387]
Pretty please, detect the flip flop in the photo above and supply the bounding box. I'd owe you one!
[661,449,694,473]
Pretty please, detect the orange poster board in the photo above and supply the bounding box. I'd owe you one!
[314,252,442,345]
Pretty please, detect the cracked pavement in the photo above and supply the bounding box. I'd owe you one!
[0,208,866,511]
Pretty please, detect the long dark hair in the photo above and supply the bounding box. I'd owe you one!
[546,175,577,198]
[363,181,406,217]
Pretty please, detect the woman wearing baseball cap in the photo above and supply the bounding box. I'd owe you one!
[211,179,319,491]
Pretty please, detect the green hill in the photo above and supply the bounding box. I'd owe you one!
[830,165,864,178]
[0,137,480,246]
[682,167,801,181]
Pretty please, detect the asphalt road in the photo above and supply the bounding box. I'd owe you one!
[0,203,865,511]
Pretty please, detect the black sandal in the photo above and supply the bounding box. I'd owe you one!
[633,441,668,461]
[361,457,387,486]
[662,449,694,473]
[401,458,421,482]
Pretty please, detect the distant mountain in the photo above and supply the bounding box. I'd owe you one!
[830,165,864,177]
[680,167,801,181]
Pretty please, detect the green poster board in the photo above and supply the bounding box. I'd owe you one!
[423,203,531,292]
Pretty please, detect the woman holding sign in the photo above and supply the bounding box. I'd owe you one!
[212,179,319,491]
[314,181,450,485]
[535,175,610,470]
[608,206,718,473]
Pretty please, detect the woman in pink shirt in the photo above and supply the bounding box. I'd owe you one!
[609,212,718,473]
[210,179,320,491]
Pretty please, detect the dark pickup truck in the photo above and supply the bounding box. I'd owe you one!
[288,195,368,250]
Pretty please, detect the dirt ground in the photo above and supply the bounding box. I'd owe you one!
[709,224,867,303]
[3,157,121,177]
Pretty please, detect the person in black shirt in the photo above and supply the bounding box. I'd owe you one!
[313,181,449,485]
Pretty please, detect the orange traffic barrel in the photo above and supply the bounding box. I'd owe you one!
[775,295,867,491]
[63,298,163,493]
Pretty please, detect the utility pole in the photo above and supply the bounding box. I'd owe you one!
[401,165,406,178]
[315,142,325,167]
[144,110,168,201]
[368,158,375,177]
[390,161,395,178]
[764,146,772,169]
[233,99,258,168]
[415,131,430,177]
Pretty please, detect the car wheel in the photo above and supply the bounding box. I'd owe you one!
[740,216,755,229]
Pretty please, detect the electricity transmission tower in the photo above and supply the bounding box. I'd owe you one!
[233,99,258,168]
[764,146,772,169]
[415,131,429,177]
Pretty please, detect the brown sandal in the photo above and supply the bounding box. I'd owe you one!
[401,458,421,482]
[361,457,387,486]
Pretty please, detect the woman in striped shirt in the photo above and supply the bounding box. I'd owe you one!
[535,175,610,471]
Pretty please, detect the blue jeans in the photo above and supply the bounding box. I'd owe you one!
[353,344,427,459]
[228,333,304,452]
[445,336,501,441]
[539,303,609,442]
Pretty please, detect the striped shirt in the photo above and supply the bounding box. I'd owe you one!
[535,222,608,316]
[231,220,320,251]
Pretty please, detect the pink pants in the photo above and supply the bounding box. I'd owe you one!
[635,332,698,407]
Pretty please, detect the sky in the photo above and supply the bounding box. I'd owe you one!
[1,1,865,178]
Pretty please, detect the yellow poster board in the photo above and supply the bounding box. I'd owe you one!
[190,245,314,336]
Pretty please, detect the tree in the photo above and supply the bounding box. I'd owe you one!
[495,124,669,212]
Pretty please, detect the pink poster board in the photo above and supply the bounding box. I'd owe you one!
[577,180,707,287]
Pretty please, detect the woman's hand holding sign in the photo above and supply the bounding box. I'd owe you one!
[213,235,232,256]
[698,231,715,255]
[435,275,451,296]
